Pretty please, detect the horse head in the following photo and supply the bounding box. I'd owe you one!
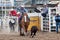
[22,13,30,22]
[23,13,28,16]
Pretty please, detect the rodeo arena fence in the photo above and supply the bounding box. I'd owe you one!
[0,7,59,34]
[0,16,18,34]
[0,12,41,34]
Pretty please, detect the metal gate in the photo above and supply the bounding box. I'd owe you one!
[0,16,19,34]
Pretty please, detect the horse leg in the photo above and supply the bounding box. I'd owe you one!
[20,26,22,35]
[21,24,26,36]
[19,25,21,35]
[24,24,29,36]
[19,24,23,36]
[20,27,25,36]
[25,25,27,33]
[25,22,29,33]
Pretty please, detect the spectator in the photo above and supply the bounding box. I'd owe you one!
[55,14,60,33]
[41,3,48,17]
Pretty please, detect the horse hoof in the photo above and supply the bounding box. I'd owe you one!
[20,34,25,36]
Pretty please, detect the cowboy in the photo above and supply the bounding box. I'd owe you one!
[41,3,48,17]
[17,5,28,15]
[17,5,29,20]
[55,14,60,33]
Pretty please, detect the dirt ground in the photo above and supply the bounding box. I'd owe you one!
[0,32,60,40]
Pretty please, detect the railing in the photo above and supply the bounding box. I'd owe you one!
[0,1,12,7]
[35,0,49,4]
[14,0,32,6]
[22,0,31,4]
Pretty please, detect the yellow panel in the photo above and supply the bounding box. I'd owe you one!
[27,16,41,31]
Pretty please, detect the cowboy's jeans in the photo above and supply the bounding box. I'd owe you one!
[56,22,60,33]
